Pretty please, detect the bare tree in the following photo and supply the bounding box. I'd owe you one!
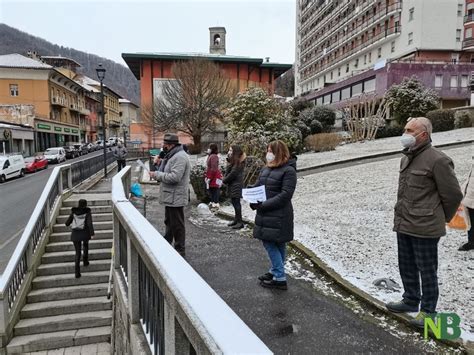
[142,59,231,152]
[343,95,388,142]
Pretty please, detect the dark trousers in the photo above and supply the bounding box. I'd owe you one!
[231,197,242,223]
[209,187,220,203]
[73,240,89,275]
[117,159,126,172]
[397,233,440,313]
[164,206,186,254]
[467,207,474,243]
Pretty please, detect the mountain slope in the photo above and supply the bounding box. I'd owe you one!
[0,23,139,105]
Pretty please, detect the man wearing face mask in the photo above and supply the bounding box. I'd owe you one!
[149,132,191,257]
[386,117,463,328]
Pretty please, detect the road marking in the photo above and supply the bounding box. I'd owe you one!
[0,228,24,250]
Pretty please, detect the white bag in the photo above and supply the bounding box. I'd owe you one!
[71,214,86,231]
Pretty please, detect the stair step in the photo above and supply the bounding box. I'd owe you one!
[37,260,110,276]
[21,296,111,319]
[14,310,112,336]
[63,199,111,207]
[46,239,112,253]
[53,221,112,233]
[33,271,110,289]
[56,213,112,224]
[59,206,112,215]
[49,230,112,243]
[42,249,111,264]
[7,326,111,353]
[27,342,111,354]
[27,284,108,303]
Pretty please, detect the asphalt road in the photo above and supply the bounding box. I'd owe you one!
[0,150,104,273]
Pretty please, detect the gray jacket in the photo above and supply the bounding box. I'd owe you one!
[113,146,128,160]
[393,142,463,238]
[156,146,191,207]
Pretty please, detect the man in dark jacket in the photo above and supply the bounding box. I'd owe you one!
[113,142,128,172]
[149,133,191,257]
[386,117,463,328]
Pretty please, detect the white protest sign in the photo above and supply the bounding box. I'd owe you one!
[136,159,149,172]
[242,185,267,204]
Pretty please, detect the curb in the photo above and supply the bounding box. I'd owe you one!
[297,139,474,174]
[215,209,473,353]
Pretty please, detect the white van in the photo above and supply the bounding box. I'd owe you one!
[44,147,66,163]
[0,154,26,183]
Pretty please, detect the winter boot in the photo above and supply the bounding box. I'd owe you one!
[227,220,237,227]
[232,208,244,229]
[458,242,474,251]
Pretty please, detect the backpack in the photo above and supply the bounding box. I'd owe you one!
[71,213,86,231]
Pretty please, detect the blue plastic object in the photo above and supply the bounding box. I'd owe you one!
[130,182,143,197]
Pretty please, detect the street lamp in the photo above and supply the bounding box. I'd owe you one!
[96,64,107,177]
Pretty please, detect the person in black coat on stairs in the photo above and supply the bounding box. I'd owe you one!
[65,199,95,278]
[250,140,297,290]
[223,145,246,229]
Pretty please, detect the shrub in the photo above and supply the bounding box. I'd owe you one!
[375,125,404,139]
[454,112,474,129]
[426,109,455,132]
[305,133,342,152]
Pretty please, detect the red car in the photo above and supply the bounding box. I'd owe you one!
[24,156,48,173]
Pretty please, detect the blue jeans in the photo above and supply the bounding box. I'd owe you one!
[262,241,287,281]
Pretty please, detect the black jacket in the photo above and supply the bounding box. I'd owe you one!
[223,163,244,198]
[253,159,297,243]
[65,207,95,242]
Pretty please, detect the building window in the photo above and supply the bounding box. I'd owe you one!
[377,47,382,58]
[364,54,367,65]
[408,32,413,45]
[341,87,351,100]
[461,75,469,87]
[450,75,458,88]
[346,63,350,73]
[368,52,372,62]
[456,29,462,42]
[391,41,396,53]
[409,7,414,21]
[330,71,334,80]
[435,75,443,88]
[338,67,341,77]
[10,84,18,97]
[458,4,463,16]
[466,28,473,39]
[354,58,359,68]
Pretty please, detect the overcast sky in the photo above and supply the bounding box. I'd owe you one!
[0,0,295,67]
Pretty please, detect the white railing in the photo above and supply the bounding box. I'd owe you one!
[112,167,272,354]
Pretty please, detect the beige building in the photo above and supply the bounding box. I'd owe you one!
[119,98,139,145]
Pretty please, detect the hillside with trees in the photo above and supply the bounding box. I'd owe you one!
[0,23,139,104]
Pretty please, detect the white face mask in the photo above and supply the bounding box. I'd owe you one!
[400,133,416,148]
[266,152,275,163]
[206,149,211,154]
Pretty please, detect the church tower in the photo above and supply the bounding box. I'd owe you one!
[209,27,226,55]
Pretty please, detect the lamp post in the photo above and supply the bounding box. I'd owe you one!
[96,64,107,177]
[122,123,128,147]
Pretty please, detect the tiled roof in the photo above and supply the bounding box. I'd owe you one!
[0,54,52,69]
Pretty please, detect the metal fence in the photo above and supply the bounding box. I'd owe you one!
[111,167,271,354]
[0,153,118,348]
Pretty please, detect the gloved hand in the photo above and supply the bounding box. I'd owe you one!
[249,202,263,210]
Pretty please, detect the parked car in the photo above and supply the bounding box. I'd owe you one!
[107,137,118,146]
[44,147,67,163]
[85,143,95,153]
[0,154,26,182]
[73,144,88,156]
[24,156,48,173]
[95,140,107,149]
[63,145,79,159]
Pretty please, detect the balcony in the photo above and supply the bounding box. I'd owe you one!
[462,38,474,50]
[51,96,67,108]
[80,107,91,116]
[69,103,81,113]
[464,13,474,24]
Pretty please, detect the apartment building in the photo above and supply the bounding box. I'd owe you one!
[295,0,473,109]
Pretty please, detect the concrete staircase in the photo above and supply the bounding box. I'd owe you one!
[7,194,113,354]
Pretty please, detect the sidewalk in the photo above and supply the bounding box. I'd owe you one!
[141,182,451,354]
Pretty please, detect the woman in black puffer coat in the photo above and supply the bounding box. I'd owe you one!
[65,199,95,278]
[223,145,246,229]
[250,140,297,290]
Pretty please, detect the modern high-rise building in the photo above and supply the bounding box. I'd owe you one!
[295,0,474,108]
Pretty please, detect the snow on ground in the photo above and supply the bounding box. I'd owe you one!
[297,127,474,170]
[221,144,474,342]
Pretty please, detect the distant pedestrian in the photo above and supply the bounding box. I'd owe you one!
[386,117,463,328]
[113,142,128,171]
[251,140,297,290]
[223,145,246,229]
[149,132,191,257]
[459,159,474,251]
[65,199,95,278]
[205,143,222,210]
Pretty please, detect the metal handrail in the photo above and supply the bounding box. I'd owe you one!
[111,167,271,354]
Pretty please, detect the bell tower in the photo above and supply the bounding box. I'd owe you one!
[209,27,226,55]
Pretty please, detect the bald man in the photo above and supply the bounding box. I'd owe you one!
[386,117,463,328]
